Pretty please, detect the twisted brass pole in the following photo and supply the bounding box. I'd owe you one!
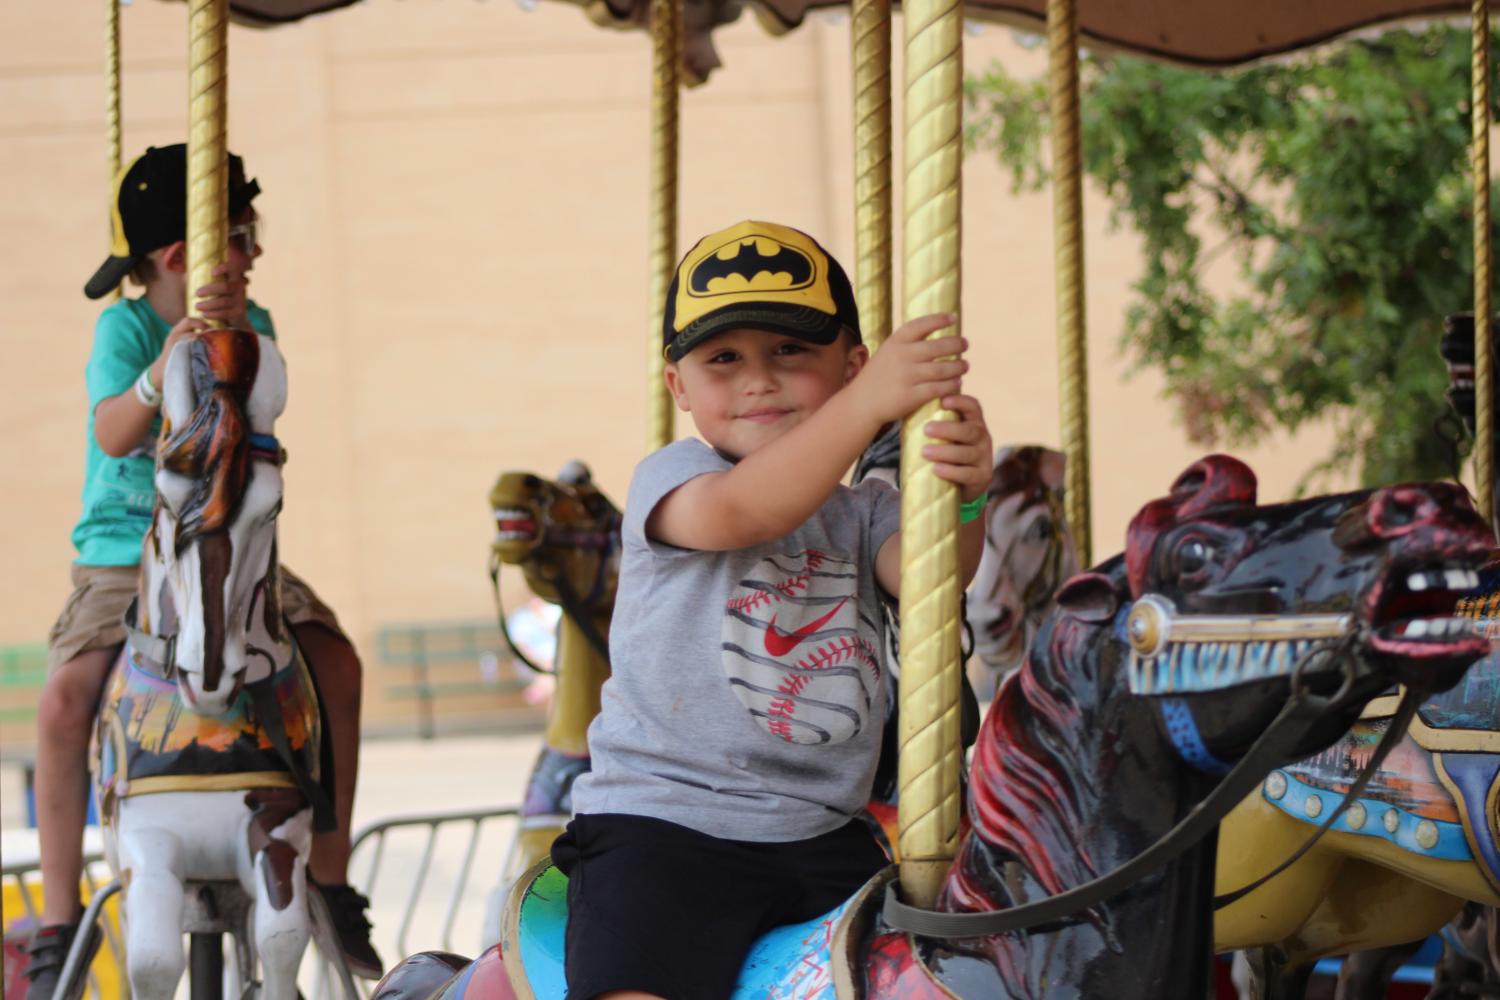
[897,0,964,908]
[1049,0,1090,567]
[106,0,122,302]
[852,0,892,350]
[646,0,680,452]
[187,0,228,326]
[1475,0,1494,525]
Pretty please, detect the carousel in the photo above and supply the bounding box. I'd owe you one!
[30,0,1500,997]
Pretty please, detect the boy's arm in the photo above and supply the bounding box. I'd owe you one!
[873,393,993,596]
[648,314,966,551]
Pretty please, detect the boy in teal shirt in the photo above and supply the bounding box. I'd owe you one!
[25,144,381,999]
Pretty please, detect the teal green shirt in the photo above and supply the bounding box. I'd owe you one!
[71,297,276,566]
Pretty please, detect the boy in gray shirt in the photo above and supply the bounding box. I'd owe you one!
[556,220,992,1000]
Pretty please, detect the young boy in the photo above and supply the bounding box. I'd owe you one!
[24,144,381,999]
[554,220,993,1000]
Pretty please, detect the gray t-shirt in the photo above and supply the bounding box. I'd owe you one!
[572,438,902,842]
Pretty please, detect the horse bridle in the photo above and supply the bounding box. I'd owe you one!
[882,621,1422,939]
[117,433,335,830]
[489,506,620,674]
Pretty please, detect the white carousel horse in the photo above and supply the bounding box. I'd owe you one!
[91,329,342,1000]
[965,445,1079,699]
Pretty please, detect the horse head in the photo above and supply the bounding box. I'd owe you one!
[967,445,1079,687]
[1116,456,1492,731]
[489,461,622,629]
[936,456,1494,994]
[141,328,288,717]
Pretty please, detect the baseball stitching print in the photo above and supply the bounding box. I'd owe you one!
[722,548,881,745]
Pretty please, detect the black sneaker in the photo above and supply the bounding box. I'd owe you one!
[314,883,384,980]
[23,921,100,1000]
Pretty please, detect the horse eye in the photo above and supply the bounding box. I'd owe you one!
[1178,538,1212,575]
[1031,517,1052,540]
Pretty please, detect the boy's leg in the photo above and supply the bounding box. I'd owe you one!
[27,646,117,1000]
[35,647,118,925]
[291,621,360,881]
[291,620,382,979]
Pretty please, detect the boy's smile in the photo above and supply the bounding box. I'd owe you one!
[665,327,867,461]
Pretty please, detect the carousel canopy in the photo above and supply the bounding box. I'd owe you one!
[204,0,1469,80]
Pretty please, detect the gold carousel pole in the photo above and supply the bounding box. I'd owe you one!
[646,0,680,452]
[1049,0,1090,567]
[1474,0,1494,525]
[852,0,892,350]
[106,0,123,302]
[187,0,229,327]
[897,0,964,907]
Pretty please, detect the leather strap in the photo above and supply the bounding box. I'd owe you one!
[247,673,336,832]
[1211,687,1419,910]
[881,684,1335,939]
[124,597,335,833]
[122,597,174,678]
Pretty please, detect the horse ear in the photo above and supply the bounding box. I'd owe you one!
[1055,572,1121,623]
[1039,448,1066,491]
[1169,454,1257,517]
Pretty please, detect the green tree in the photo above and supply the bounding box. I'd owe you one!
[967,26,1498,487]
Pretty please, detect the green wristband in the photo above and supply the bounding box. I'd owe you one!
[959,492,990,525]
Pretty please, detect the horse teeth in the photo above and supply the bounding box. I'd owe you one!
[1407,619,1429,637]
[1408,573,1430,592]
[1446,570,1476,590]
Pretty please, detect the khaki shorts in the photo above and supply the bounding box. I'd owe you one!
[47,562,345,674]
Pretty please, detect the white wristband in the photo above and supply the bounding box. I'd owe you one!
[134,368,162,408]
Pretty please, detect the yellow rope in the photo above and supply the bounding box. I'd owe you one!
[897,0,964,908]
[646,0,679,453]
[106,0,122,302]
[1475,0,1493,526]
[187,0,228,327]
[1049,0,1090,568]
[852,0,892,351]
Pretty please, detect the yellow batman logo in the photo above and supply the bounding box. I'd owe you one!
[687,237,816,298]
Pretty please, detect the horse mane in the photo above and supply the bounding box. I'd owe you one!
[158,330,260,549]
[942,563,1125,916]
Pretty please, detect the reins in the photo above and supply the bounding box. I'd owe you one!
[120,597,337,833]
[881,637,1418,939]
[489,515,618,675]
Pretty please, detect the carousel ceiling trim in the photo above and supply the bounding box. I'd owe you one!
[172,0,1473,83]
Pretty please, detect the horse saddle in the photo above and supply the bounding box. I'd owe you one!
[496,861,895,1000]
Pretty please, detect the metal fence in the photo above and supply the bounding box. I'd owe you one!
[2,805,523,1000]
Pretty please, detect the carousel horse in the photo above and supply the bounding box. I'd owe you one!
[1211,317,1500,1000]
[370,455,1492,999]
[91,329,340,1000]
[966,445,1079,700]
[487,463,620,875]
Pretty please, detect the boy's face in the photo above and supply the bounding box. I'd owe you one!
[148,206,261,281]
[665,327,867,461]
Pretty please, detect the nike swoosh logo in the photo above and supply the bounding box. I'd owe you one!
[764,598,849,657]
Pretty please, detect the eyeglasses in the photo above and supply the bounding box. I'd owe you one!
[228,219,260,256]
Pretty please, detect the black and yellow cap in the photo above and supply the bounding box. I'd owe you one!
[84,144,261,300]
[662,220,860,362]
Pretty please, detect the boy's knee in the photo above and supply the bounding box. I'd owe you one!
[38,672,103,732]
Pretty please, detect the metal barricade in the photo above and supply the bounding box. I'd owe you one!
[3,804,520,1000]
[309,804,522,1000]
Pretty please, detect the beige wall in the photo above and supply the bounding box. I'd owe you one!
[0,0,1343,727]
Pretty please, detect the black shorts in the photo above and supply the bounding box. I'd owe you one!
[551,812,888,1000]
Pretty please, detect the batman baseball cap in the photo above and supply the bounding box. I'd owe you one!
[84,143,261,300]
[663,220,861,361]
